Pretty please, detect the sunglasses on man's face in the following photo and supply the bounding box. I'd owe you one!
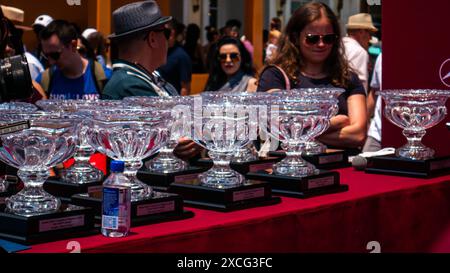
[41,50,63,61]
[305,33,337,46]
[77,45,87,56]
[145,28,171,41]
[218,52,241,63]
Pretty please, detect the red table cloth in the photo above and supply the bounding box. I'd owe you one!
[22,168,450,253]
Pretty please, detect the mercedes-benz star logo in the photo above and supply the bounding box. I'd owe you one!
[439,58,450,87]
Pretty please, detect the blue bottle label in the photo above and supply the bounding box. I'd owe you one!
[102,187,120,230]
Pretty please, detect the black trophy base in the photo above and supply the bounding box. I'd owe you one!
[71,190,193,227]
[268,150,350,170]
[303,150,350,170]
[246,170,348,199]
[169,178,281,212]
[366,154,450,178]
[231,157,283,175]
[137,165,208,191]
[44,178,103,199]
[194,157,283,175]
[0,203,96,245]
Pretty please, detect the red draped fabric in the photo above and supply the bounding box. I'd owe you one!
[22,168,450,253]
[382,0,450,155]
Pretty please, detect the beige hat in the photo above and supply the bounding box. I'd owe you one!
[1,5,32,31]
[346,13,378,33]
[269,30,281,39]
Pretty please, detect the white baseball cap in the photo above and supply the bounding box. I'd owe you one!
[82,28,98,39]
[32,15,54,28]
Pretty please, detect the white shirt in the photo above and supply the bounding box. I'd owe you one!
[367,53,382,142]
[343,36,369,93]
[265,43,277,62]
[25,52,44,81]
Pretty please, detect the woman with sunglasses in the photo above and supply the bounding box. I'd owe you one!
[257,2,367,150]
[204,36,257,92]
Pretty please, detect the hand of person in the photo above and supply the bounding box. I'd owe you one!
[173,137,204,161]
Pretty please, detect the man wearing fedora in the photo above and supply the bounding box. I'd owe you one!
[102,0,178,99]
[103,1,202,161]
[343,13,378,94]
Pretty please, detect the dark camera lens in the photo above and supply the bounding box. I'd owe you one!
[0,55,33,102]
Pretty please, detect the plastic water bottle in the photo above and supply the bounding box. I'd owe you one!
[101,160,131,238]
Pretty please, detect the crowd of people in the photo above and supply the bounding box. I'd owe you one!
[0,0,382,156]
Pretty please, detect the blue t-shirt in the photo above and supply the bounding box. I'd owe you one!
[37,62,101,100]
[158,45,192,94]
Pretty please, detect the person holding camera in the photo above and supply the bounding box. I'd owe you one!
[0,6,45,103]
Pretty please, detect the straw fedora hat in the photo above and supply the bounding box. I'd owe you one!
[346,13,378,33]
[1,5,32,31]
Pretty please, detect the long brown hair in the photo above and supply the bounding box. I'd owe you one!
[267,2,352,88]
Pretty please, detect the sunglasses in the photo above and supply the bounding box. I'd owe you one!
[218,53,241,63]
[305,34,337,45]
[41,49,63,61]
[144,28,171,41]
[77,45,87,56]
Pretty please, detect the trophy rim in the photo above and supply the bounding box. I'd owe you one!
[377,89,450,100]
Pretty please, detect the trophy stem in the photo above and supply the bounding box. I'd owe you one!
[305,140,327,155]
[7,169,60,216]
[274,142,318,177]
[18,169,50,187]
[74,127,95,162]
[232,143,259,163]
[200,151,244,188]
[146,141,187,173]
[209,151,233,168]
[399,129,434,160]
[124,160,153,201]
[61,144,104,184]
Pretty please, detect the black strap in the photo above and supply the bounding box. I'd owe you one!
[90,59,101,95]
[47,66,55,97]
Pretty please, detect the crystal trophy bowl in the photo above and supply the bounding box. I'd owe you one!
[87,108,171,201]
[220,92,275,162]
[36,100,124,184]
[0,102,38,112]
[36,99,123,112]
[0,113,78,216]
[192,96,253,188]
[266,94,339,177]
[0,103,40,193]
[290,88,344,155]
[124,96,193,173]
[378,89,450,160]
